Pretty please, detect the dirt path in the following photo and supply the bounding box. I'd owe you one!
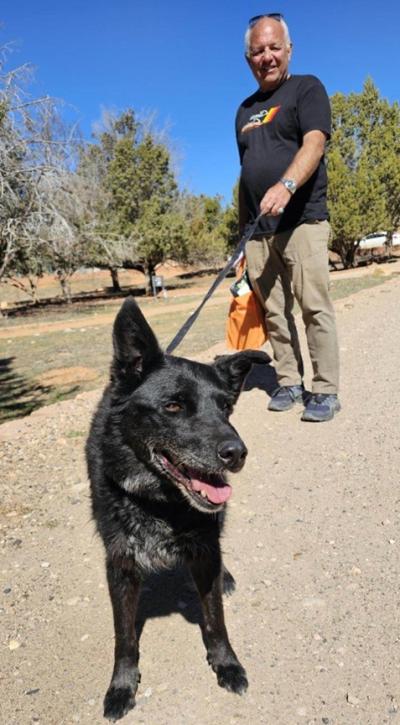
[1,276,400,725]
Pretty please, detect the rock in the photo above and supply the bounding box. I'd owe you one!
[346,693,360,706]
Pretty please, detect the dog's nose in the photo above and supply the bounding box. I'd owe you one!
[217,440,248,471]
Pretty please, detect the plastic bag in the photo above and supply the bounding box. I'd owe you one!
[225,258,268,350]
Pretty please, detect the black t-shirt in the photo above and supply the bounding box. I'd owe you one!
[236,74,331,235]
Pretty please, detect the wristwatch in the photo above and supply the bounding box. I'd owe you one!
[280,178,297,195]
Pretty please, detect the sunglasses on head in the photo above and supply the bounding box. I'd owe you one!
[248,13,284,26]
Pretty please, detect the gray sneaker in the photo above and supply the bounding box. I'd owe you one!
[268,385,305,412]
[301,393,341,422]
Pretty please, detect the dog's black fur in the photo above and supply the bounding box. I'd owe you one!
[86,297,270,721]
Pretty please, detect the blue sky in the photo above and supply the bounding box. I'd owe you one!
[1,0,399,205]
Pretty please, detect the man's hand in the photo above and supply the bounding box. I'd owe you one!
[259,183,292,216]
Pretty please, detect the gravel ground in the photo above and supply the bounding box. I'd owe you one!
[1,275,400,725]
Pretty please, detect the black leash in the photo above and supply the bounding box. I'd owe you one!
[166,212,263,354]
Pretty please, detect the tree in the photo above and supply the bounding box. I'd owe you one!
[0,45,41,285]
[37,170,90,302]
[135,196,188,286]
[75,130,129,292]
[220,180,240,253]
[79,109,187,291]
[0,40,81,301]
[180,193,229,266]
[327,79,400,267]
[5,237,47,304]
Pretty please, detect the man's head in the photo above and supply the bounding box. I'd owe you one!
[244,15,292,92]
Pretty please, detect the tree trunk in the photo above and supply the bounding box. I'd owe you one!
[109,267,121,292]
[57,270,72,303]
[147,263,156,296]
[345,247,356,269]
[28,277,40,305]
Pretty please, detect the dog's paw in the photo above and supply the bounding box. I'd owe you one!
[103,686,136,721]
[222,568,236,596]
[215,663,248,694]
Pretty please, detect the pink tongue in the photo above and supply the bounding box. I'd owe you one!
[190,478,232,504]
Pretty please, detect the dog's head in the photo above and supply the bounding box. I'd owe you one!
[109,297,270,513]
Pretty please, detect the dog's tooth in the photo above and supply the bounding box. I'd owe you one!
[200,489,207,498]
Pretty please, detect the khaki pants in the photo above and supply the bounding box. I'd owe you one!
[245,220,339,394]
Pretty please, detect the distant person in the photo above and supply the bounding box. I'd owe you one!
[236,13,340,422]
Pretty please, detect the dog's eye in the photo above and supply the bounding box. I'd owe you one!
[164,402,183,413]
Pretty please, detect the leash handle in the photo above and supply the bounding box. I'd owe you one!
[166,212,263,354]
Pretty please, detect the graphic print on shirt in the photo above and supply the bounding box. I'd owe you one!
[241,105,281,134]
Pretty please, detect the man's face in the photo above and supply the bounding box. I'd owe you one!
[246,18,292,92]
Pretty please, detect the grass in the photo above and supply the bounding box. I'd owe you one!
[329,271,389,300]
[0,269,397,423]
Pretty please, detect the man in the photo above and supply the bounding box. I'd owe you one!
[236,13,340,422]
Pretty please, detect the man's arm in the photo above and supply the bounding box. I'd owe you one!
[259,129,328,217]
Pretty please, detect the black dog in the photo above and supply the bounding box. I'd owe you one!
[86,297,270,721]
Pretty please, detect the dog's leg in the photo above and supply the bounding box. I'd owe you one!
[190,553,248,695]
[222,565,236,596]
[218,515,236,595]
[103,556,141,722]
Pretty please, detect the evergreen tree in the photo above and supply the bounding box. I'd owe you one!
[327,79,400,267]
[80,109,187,290]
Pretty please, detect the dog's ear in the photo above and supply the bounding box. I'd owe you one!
[213,350,271,396]
[112,297,163,384]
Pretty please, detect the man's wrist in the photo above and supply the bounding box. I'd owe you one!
[279,178,297,195]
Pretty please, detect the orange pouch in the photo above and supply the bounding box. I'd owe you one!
[225,259,267,351]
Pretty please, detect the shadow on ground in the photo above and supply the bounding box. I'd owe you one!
[0,357,51,422]
[135,565,237,658]
[135,567,202,642]
[0,356,59,422]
